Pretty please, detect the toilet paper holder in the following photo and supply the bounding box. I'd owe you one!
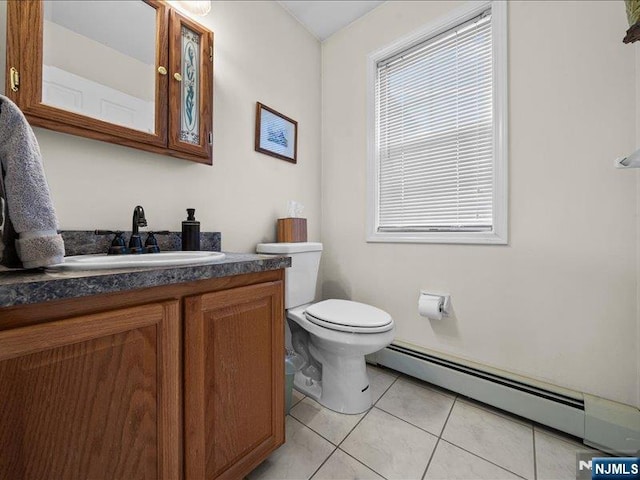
[419,291,451,316]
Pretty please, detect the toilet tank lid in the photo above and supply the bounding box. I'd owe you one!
[257,242,323,254]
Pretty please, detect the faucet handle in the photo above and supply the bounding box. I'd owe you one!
[144,231,170,253]
[95,230,128,255]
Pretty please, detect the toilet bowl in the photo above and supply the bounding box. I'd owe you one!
[256,242,395,414]
[288,300,395,413]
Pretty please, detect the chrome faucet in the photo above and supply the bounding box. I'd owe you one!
[129,205,147,253]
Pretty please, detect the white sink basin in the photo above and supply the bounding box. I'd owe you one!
[47,251,226,271]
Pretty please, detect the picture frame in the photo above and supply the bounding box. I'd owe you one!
[255,102,298,163]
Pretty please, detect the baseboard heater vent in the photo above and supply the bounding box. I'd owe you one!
[388,344,584,409]
[375,344,586,439]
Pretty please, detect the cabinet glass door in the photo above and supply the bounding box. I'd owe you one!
[179,25,200,144]
[42,1,157,134]
[169,10,212,158]
[7,0,169,148]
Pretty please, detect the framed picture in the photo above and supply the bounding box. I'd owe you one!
[255,102,298,163]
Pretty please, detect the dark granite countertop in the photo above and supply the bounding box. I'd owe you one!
[0,253,290,309]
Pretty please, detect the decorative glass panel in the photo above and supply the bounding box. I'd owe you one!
[180,25,200,145]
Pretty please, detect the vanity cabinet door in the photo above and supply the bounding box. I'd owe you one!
[168,9,213,159]
[0,301,180,480]
[184,281,285,480]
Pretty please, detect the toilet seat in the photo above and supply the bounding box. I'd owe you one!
[304,299,393,333]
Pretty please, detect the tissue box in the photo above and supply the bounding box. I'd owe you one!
[277,218,307,242]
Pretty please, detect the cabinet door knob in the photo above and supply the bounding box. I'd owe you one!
[158,66,167,75]
[174,73,182,82]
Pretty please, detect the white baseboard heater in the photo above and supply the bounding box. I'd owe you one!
[372,344,640,455]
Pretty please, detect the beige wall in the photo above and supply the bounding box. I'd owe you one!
[1,0,637,406]
[0,1,322,253]
[322,1,639,406]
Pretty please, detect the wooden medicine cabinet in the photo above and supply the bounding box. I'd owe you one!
[5,0,213,164]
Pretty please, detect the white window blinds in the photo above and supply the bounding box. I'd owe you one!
[376,10,493,233]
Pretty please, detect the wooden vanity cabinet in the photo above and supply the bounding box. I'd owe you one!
[0,302,181,480]
[0,270,285,480]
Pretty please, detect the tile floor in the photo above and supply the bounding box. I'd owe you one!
[248,365,600,480]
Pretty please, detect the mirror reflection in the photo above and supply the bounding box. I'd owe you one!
[42,1,157,133]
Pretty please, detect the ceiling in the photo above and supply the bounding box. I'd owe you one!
[278,1,385,41]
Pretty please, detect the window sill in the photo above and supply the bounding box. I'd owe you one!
[366,230,508,245]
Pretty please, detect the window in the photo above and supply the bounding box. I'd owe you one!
[367,1,507,244]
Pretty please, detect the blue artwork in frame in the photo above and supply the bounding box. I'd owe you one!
[255,102,298,163]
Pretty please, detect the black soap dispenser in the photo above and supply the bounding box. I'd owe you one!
[182,208,200,251]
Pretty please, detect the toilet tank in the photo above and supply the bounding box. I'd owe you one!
[256,242,322,309]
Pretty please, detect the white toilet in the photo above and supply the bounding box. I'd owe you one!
[256,242,395,414]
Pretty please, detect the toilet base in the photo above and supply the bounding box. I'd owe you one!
[293,352,372,415]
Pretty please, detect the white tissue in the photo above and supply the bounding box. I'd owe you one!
[418,292,450,320]
[287,200,305,218]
